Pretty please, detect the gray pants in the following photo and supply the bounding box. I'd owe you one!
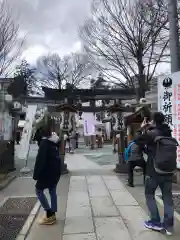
[145,174,174,230]
[70,138,76,151]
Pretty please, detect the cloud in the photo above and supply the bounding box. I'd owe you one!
[7,0,91,63]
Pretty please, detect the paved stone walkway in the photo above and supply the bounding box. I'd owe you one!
[26,153,169,240]
[66,154,102,170]
[63,175,167,240]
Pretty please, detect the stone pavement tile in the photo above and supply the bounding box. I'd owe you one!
[102,175,128,191]
[64,217,94,234]
[70,169,114,177]
[67,192,90,206]
[63,233,96,240]
[66,154,101,171]
[87,176,109,197]
[118,206,167,240]
[88,186,109,197]
[64,176,94,235]
[66,205,92,218]
[69,176,87,192]
[26,176,69,240]
[1,177,35,196]
[110,190,138,206]
[16,235,25,240]
[94,217,131,240]
[27,204,65,240]
[90,196,119,217]
[70,176,86,181]
[86,176,104,185]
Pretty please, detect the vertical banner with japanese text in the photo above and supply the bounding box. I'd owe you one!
[83,114,95,136]
[158,72,180,169]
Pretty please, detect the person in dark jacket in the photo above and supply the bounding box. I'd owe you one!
[33,126,61,225]
[34,127,44,146]
[127,133,146,187]
[137,112,173,235]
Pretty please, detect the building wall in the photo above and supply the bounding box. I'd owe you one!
[0,80,13,141]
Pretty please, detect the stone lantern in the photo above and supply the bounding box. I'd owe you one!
[58,105,77,132]
[108,102,128,173]
[51,101,78,173]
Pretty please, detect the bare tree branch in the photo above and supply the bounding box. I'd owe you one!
[80,0,169,99]
[66,52,92,87]
[36,53,69,89]
[36,52,93,89]
[0,0,24,77]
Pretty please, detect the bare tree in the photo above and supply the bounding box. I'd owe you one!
[37,52,92,89]
[0,0,24,77]
[36,53,69,89]
[80,0,169,99]
[66,52,92,88]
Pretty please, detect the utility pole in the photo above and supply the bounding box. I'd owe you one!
[0,83,5,141]
[167,0,180,72]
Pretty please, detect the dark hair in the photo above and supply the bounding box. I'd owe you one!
[41,125,52,138]
[153,112,165,125]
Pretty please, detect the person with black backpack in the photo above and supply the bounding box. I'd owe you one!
[138,112,178,236]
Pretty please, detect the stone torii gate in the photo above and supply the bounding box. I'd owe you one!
[15,87,138,173]
[40,87,137,173]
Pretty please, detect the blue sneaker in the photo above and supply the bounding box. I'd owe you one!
[144,220,163,231]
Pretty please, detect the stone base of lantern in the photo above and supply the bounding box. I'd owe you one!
[62,163,69,175]
[114,152,128,174]
[60,154,69,175]
[113,148,117,153]
[114,163,128,174]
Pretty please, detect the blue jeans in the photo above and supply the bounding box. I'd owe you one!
[145,175,174,229]
[36,187,58,212]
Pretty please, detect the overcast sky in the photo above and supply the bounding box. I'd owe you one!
[6,0,169,76]
[8,0,91,64]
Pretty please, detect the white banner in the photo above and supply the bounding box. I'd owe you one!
[158,72,180,169]
[83,116,95,136]
[18,105,38,160]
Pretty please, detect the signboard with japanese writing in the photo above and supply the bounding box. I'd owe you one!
[158,72,180,169]
[83,114,95,136]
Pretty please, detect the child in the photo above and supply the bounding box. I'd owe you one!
[125,132,146,187]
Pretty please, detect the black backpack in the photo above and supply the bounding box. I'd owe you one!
[154,136,178,174]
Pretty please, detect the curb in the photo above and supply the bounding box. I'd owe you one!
[16,201,41,240]
[155,195,180,222]
[0,175,16,190]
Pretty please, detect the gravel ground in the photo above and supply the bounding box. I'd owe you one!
[84,153,117,165]
[158,194,180,215]
[173,195,180,215]
[76,144,118,166]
